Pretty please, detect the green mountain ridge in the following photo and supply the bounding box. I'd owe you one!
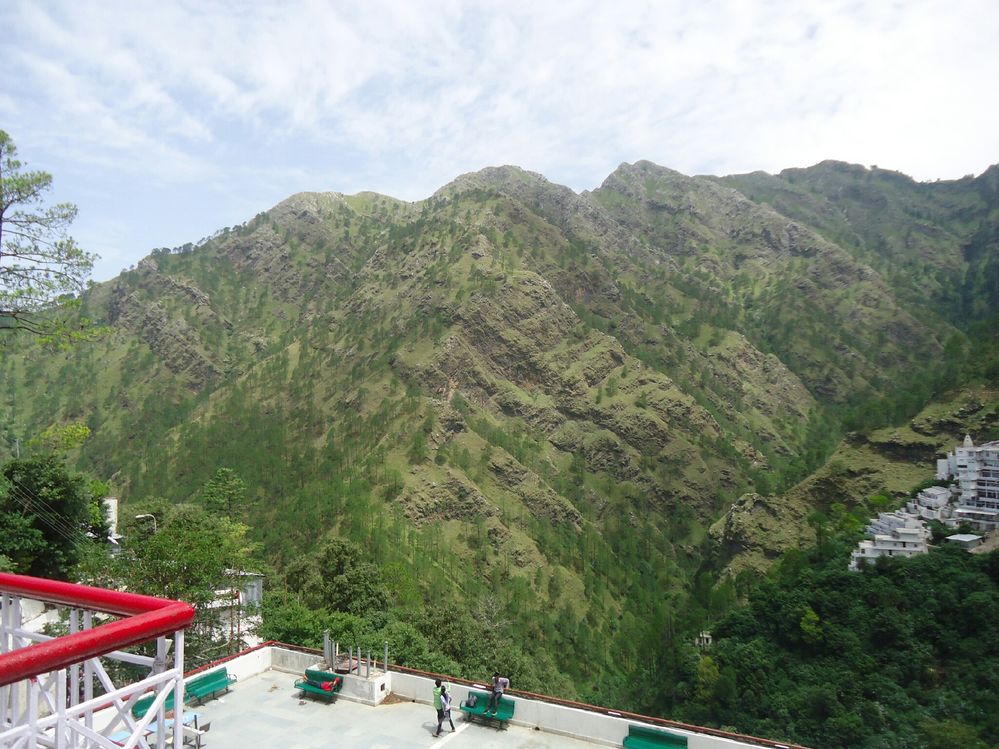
[2,158,997,708]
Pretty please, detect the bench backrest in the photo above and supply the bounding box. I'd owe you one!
[304,668,341,684]
[628,725,688,747]
[465,689,514,716]
[130,690,175,719]
[466,689,491,705]
[188,668,229,689]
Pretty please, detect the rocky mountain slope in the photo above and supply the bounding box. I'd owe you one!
[2,158,996,694]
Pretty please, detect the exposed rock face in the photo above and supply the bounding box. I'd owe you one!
[399,471,498,525]
[710,493,813,570]
[107,284,221,390]
[488,454,582,528]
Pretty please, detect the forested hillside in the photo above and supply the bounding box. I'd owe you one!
[2,159,998,733]
[655,539,999,749]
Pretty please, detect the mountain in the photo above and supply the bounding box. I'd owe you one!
[717,161,999,325]
[1,158,996,703]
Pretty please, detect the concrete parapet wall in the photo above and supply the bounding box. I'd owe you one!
[211,644,272,682]
[266,646,318,675]
[387,670,776,749]
[216,647,793,749]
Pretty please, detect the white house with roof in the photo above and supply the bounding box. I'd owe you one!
[849,517,930,571]
[904,485,954,522]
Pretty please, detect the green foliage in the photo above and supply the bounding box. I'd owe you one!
[0,130,100,341]
[79,502,263,664]
[199,467,248,518]
[284,535,389,619]
[0,455,104,579]
[29,422,90,453]
[654,543,999,749]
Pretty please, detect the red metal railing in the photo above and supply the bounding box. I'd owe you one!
[0,572,195,687]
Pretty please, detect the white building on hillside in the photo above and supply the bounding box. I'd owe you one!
[849,518,930,571]
[904,485,954,522]
[937,435,999,531]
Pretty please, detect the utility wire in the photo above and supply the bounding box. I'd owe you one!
[4,480,91,547]
[6,481,85,540]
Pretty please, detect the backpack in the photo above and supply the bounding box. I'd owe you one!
[466,693,477,708]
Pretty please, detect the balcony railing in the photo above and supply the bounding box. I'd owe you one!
[0,573,195,749]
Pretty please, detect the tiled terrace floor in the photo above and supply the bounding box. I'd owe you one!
[193,668,605,749]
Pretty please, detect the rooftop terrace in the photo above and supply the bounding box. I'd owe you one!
[1,573,806,749]
[168,643,805,749]
[192,663,600,749]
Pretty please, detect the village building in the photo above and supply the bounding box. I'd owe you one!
[937,435,999,532]
[848,517,930,571]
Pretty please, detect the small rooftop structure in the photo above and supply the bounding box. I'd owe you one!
[945,533,983,550]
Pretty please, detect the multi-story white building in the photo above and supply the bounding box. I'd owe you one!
[904,485,954,522]
[849,518,930,571]
[937,435,999,531]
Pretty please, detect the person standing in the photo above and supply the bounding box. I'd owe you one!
[486,671,510,715]
[436,683,456,735]
[432,679,448,737]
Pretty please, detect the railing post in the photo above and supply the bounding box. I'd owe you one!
[28,676,38,748]
[174,629,185,749]
[83,610,94,737]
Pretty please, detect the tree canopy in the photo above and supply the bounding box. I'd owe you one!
[79,502,264,663]
[0,455,107,579]
[648,541,999,749]
[0,130,98,339]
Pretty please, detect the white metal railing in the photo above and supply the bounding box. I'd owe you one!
[0,575,194,749]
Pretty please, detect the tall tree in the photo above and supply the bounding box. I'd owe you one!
[199,467,248,518]
[0,130,97,339]
[80,503,264,662]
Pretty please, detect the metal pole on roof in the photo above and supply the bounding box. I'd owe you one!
[384,642,389,673]
[365,651,370,679]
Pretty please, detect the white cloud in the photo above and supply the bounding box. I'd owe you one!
[2,0,997,279]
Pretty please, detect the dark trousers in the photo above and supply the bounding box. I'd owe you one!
[486,691,501,712]
[436,708,454,734]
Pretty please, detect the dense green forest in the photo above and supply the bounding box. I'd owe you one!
[652,539,999,749]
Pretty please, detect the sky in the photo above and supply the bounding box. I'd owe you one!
[3,0,998,282]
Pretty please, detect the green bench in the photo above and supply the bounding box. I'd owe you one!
[130,690,175,720]
[294,668,343,703]
[186,667,236,705]
[623,724,688,748]
[459,689,514,729]
[130,668,236,718]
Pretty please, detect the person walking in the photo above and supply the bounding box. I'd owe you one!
[485,671,509,715]
[432,679,451,737]
[434,679,454,738]
[436,683,456,735]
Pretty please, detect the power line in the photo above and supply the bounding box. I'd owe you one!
[4,480,91,547]
[6,486,86,546]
